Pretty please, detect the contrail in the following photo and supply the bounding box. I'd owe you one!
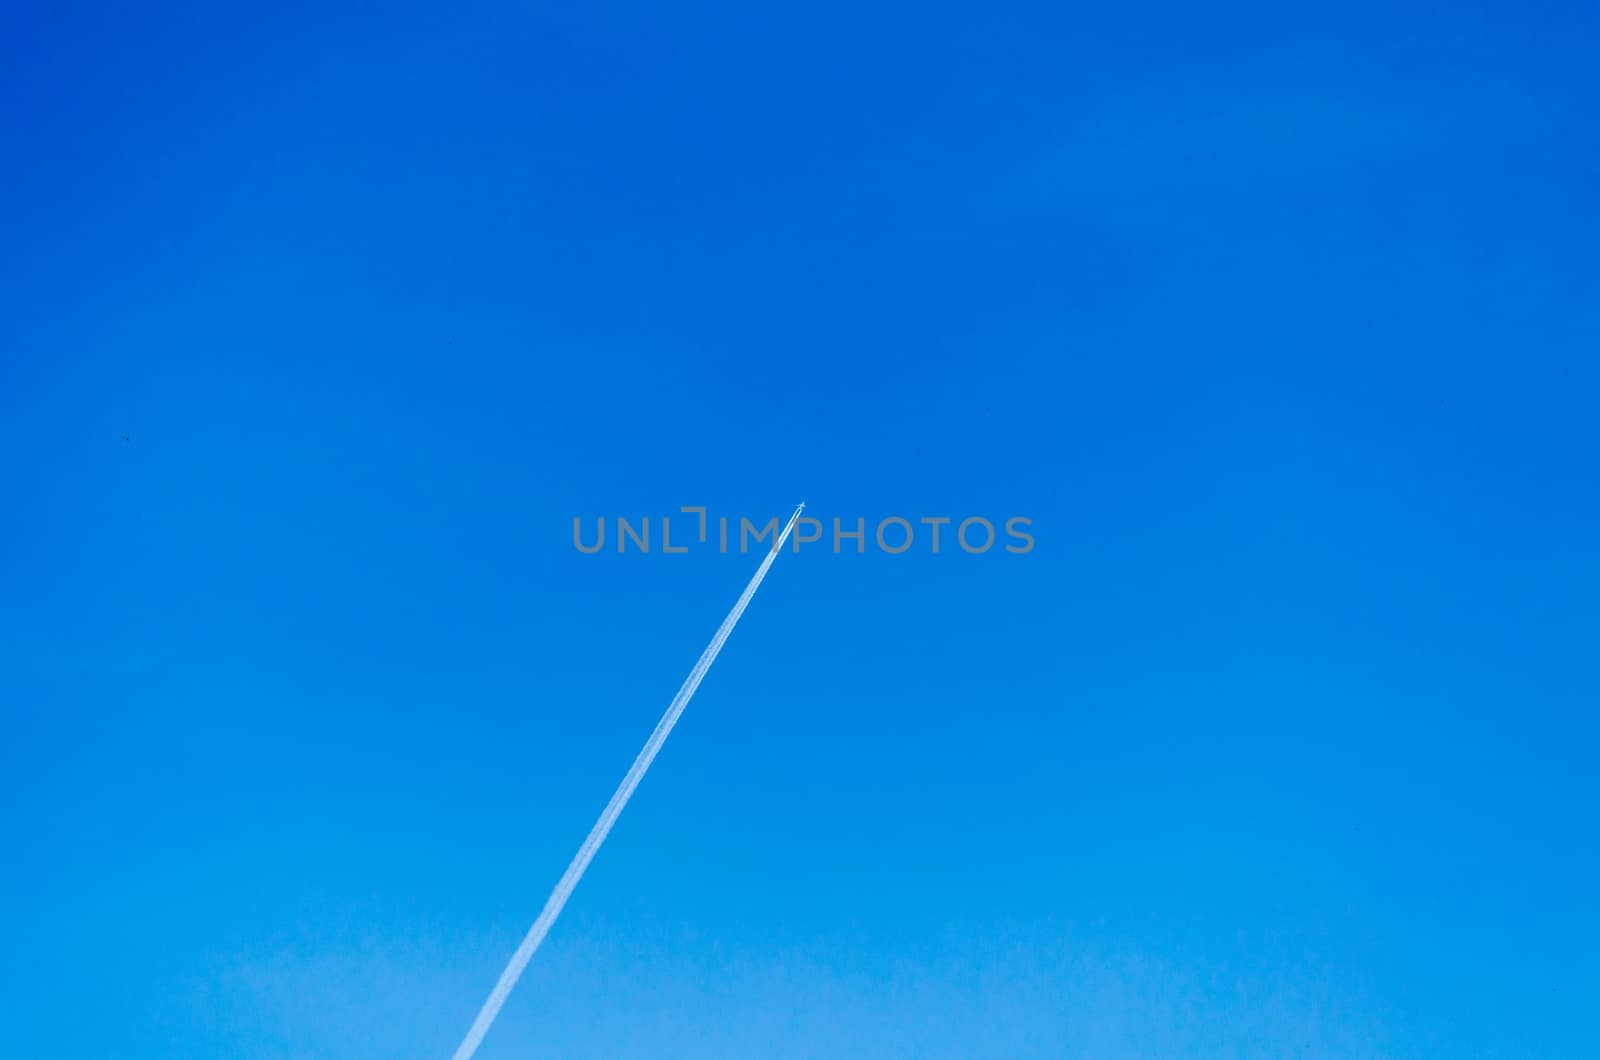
[450,502,807,1060]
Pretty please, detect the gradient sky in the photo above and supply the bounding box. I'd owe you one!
[3,3,1598,1058]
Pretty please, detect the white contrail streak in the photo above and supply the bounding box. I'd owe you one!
[450,503,806,1060]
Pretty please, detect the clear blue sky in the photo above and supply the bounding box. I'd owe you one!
[3,3,1597,1057]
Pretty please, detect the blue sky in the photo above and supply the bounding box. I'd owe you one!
[3,3,1598,1057]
